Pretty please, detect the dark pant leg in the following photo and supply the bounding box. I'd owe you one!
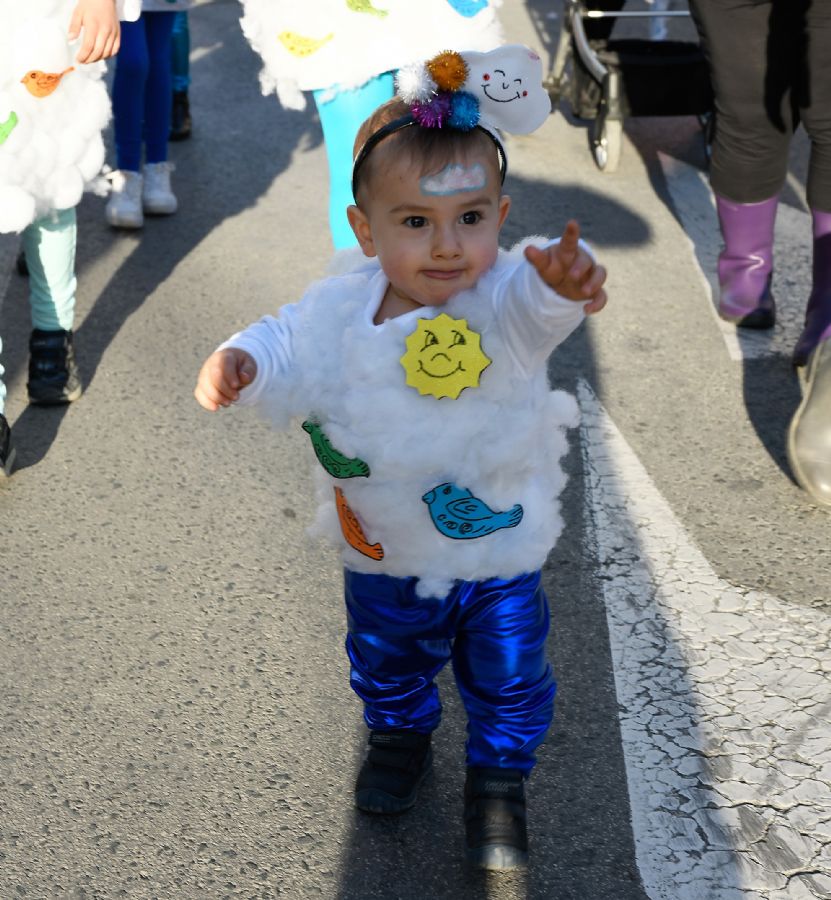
[689,0,800,203]
[344,570,452,733]
[142,12,176,164]
[112,19,150,171]
[452,571,555,775]
[800,1,831,212]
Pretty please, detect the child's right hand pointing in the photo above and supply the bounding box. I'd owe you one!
[524,219,608,315]
[195,348,257,411]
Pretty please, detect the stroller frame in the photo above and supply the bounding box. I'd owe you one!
[546,1,711,172]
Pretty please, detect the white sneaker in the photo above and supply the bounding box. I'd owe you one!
[105,169,144,229]
[142,161,178,215]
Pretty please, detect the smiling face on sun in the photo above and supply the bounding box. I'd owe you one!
[400,313,491,399]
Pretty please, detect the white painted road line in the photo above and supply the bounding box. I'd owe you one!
[579,379,831,900]
[659,154,812,364]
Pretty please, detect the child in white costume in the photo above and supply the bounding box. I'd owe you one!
[238,0,504,249]
[196,47,608,869]
[0,0,139,476]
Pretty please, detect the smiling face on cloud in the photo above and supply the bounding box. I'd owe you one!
[460,44,551,135]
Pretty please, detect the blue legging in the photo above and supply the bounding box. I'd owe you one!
[313,73,395,250]
[344,568,556,774]
[112,13,176,171]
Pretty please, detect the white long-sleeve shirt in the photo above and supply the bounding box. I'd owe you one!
[225,240,586,599]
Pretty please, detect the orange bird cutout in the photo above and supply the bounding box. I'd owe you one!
[334,487,384,561]
[21,68,75,98]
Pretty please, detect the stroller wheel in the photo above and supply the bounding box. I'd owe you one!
[592,117,622,173]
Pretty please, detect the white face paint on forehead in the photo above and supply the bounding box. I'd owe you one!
[420,163,488,196]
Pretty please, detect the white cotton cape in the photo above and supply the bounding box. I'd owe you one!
[238,0,504,111]
[224,240,584,600]
[0,0,139,233]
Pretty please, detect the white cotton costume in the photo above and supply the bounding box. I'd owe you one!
[238,0,504,111]
[0,0,140,234]
[224,240,586,600]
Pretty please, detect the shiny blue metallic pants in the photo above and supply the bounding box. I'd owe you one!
[344,569,556,774]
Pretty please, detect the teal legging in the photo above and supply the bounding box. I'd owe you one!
[0,207,76,415]
[172,11,190,94]
[313,73,395,250]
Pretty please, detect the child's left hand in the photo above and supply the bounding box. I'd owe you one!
[524,220,607,315]
[69,0,121,64]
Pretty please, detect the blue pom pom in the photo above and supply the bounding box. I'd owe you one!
[449,92,480,131]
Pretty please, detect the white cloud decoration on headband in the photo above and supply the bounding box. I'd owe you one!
[395,44,551,136]
[461,45,551,135]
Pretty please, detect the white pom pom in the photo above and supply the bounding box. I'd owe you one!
[395,63,436,104]
[46,166,83,212]
[0,185,36,233]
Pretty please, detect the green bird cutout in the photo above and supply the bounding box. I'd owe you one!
[346,0,389,17]
[302,420,371,478]
[0,111,19,147]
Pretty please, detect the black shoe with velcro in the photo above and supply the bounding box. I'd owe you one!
[355,729,432,814]
[170,91,192,141]
[27,329,82,405]
[464,767,528,870]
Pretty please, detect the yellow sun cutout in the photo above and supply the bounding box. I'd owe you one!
[400,314,491,400]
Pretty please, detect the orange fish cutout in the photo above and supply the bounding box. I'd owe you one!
[334,487,384,561]
[21,68,74,98]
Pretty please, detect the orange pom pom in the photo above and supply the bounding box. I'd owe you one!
[426,51,468,92]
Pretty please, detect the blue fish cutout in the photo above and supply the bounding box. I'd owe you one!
[422,482,523,539]
[445,0,488,16]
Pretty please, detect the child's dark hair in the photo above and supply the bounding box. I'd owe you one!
[351,98,505,205]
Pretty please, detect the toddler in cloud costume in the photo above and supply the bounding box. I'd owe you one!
[195,46,608,869]
[0,0,139,475]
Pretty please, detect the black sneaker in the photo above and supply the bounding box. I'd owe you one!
[464,767,528,870]
[355,729,432,814]
[27,329,82,405]
[170,90,192,141]
[0,413,16,477]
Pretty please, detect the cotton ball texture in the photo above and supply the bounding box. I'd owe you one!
[0,3,112,233]
[233,241,579,600]
[238,0,503,111]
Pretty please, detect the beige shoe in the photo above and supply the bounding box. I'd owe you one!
[105,169,144,229]
[142,161,178,215]
[787,338,831,507]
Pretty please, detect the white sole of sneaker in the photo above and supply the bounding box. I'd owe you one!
[143,202,178,216]
[106,211,143,229]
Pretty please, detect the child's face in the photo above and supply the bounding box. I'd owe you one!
[348,146,511,310]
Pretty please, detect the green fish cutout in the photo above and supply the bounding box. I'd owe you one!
[346,0,389,17]
[0,111,19,147]
[302,420,371,478]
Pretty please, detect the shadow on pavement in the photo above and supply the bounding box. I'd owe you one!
[1,0,316,471]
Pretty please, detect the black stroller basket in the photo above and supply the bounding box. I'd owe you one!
[548,1,713,171]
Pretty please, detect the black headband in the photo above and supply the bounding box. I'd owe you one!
[351,114,508,202]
